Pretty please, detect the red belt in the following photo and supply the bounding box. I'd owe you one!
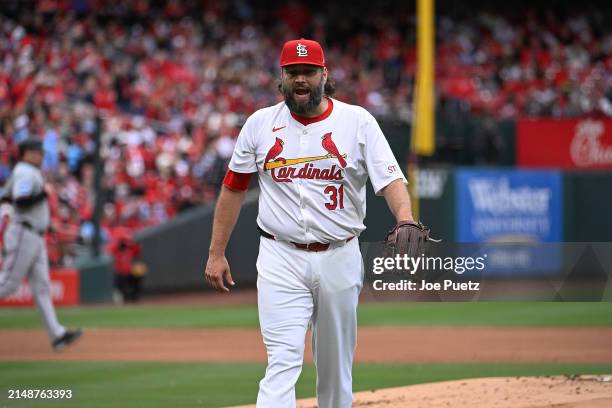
[257,226,354,252]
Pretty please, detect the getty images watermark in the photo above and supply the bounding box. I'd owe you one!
[370,254,487,292]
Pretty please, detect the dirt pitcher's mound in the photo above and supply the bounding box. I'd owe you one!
[232,375,612,408]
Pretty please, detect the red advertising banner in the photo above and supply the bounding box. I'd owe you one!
[0,268,79,307]
[517,118,612,169]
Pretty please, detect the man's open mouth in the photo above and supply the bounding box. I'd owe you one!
[294,88,310,96]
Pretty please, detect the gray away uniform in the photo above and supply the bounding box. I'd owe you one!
[0,162,65,340]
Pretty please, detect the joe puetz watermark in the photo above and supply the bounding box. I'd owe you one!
[370,254,487,292]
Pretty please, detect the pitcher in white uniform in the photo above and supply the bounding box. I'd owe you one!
[0,138,82,351]
[205,39,415,407]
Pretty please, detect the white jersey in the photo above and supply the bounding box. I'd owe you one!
[3,162,50,232]
[229,98,406,243]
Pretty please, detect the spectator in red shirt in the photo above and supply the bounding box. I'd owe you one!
[108,228,144,303]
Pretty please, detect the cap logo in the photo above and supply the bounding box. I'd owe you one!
[296,43,308,57]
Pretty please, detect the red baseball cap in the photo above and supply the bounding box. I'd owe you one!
[280,39,325,67]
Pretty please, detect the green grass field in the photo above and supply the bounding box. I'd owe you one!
[1,302,610,407]
[1,362,612,407]
[0,302,610,329]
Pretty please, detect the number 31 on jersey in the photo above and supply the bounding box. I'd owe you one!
[324,185,344,210]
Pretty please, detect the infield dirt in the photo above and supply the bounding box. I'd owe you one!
[233,376,612,408]
[1,327,611,363]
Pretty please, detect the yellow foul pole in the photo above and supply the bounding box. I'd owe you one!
[409,0,435,220]
[411,0,435,156]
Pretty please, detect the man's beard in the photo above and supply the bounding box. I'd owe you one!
[282,79,325,116]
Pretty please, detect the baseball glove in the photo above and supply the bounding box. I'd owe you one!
[131,260,148,277]
[384,220,437,258]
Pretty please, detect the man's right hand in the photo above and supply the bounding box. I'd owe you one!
[205,254,235,293]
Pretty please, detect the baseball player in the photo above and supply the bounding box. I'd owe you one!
[0,139,82,351]
[205,39,414,407]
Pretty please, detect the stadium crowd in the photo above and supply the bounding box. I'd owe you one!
[0,0,610,265]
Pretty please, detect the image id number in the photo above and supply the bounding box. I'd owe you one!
[8,389,72,399]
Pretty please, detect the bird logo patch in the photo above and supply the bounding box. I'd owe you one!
[263,132,347,183]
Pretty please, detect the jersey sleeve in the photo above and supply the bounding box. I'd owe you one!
[1,176,13,202]
[363,113,408,195]
[228,114,258,173]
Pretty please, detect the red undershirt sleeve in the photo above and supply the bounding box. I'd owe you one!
[223,169,255,191]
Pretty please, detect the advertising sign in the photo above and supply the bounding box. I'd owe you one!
[0,268,79,307]
[518,118,612,169]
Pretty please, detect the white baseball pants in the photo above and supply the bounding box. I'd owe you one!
[0,223,65,340]
[255,236,364,408]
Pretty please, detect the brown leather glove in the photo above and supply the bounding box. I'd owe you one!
[384,220,436,258]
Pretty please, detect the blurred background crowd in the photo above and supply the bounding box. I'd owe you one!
[0,0,610,266]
